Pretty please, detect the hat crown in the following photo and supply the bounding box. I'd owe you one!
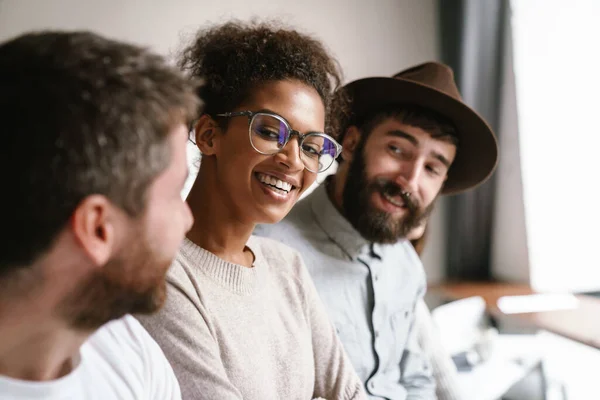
[393,62,462,102]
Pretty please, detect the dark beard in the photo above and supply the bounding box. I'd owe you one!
[59,228,168,330]
[341,139,436,244]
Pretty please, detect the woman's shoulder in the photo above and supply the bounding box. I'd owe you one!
[164,246,205,297]
[249,235,303,263]
[248,235,310,281]
[248,235,315,310]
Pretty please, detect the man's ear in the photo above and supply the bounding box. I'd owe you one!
[194,114,220,156]
[341,126,361,162]
[70,195,119,267]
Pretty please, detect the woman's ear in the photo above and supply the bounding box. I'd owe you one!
[194,114,220,156]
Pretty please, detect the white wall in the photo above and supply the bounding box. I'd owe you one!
[0,0,439,81]
[510,0,600,292]
[491,4,531,284]
[0,0,446,282]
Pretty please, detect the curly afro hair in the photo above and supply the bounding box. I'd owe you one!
[179,20,347,137]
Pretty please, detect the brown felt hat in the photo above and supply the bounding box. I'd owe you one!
[343,61,499,195]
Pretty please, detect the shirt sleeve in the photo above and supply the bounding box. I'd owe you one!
[399,291,438,400]
[415,299,464,400]
[294,251,368,400]
[121,316,182,400]
[136,274,243,400]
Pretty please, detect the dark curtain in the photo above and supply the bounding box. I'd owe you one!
[438,0,510,280]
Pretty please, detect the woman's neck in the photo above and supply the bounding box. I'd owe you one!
[185,169,255,267]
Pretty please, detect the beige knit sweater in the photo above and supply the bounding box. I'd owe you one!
[138,236,366,400]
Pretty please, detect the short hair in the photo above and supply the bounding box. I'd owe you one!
[179,20,346,137]
[338,104,458,162]
[0,31,199,274]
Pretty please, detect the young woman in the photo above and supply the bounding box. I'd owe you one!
[138,21,365,400]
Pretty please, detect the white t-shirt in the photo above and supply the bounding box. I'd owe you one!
[0,315,181,400]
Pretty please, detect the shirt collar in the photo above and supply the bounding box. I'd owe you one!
[308,176,380,260]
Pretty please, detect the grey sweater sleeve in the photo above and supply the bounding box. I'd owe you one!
[292,251,367,400]
[137,270,243,400]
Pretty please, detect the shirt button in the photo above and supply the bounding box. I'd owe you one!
[374,330,380,338]
[373,274,379,282]
[404,311,409,318]
[369,381,375,390]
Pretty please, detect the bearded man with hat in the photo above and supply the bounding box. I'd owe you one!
[255,62,498,399]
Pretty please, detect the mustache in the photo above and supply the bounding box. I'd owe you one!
[373,178,419,213]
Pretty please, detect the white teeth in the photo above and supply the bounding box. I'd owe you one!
[384,192,404,207]
[275,179,292,192]
[257,173,292,193]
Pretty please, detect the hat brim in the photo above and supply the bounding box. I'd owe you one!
[344,77,499,195]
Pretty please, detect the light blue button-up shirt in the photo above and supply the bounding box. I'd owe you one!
[255,181,436,400]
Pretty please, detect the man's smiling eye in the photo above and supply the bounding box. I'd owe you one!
[426,164,440,176]
[388,145,402,154]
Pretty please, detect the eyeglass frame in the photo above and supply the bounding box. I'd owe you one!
[215,110,342,173]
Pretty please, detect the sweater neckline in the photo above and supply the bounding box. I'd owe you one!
[180,236,265,295]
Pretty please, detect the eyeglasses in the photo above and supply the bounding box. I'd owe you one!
[215,111,342,173]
